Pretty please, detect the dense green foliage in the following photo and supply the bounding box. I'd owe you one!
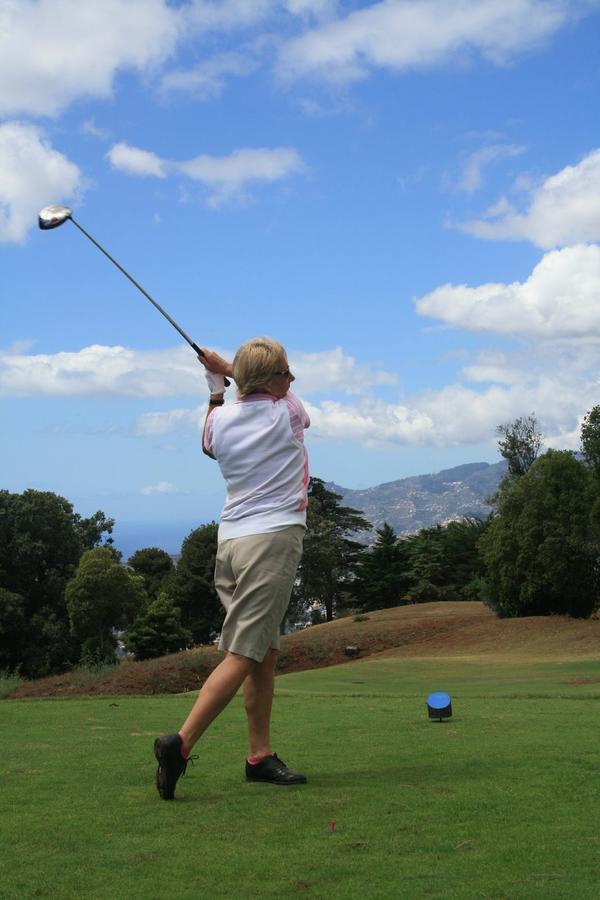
[127,547,174,599]
[351,517,488,611]
[0,489,114,676]
[351,523,412,610]
[480,450,600,618]
[66,547,148,664]
[122,593,192,660]
[166,522,224,644]
[580,404,600,474]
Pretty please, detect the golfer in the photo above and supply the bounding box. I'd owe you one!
[154,337,310,800]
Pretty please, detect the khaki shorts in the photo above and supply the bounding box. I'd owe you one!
[214,525,305,663]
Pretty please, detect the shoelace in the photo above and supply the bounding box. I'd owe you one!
[182,754,199,776]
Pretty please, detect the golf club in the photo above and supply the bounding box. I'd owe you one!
[38,204,229,384]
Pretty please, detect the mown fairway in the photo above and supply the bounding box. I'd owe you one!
[2,653,599,899]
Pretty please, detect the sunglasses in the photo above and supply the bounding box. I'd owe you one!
[272,367,291,377]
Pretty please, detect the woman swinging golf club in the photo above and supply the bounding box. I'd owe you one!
[154,337,310,799]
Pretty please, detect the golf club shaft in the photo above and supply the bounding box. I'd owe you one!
[69,215,205,359]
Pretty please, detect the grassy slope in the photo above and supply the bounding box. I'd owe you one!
[8,602,600,698]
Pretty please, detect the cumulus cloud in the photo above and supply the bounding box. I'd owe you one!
[107,141,306,206]
[456,148,600,247]
[456,144,525,193]
[0,0,180,118]
[290,347,397,394]
[415,244,600,340]
[277,0,580,83]
[0,0,345,119]
[0,344,204,397]
[0,344,394,399]
[0,122,83,244]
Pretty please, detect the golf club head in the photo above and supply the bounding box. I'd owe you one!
[38,205,72,230]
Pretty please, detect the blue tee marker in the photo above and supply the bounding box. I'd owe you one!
[427,691,452,721]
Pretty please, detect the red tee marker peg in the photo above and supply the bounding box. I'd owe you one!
[330,819,336,833]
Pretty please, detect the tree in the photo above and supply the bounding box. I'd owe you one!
[122,593,192,660]
[0,489,114,676]
[65,547,148,664]
[128,547,174,599]
[294,478,371,622]
[496,413,543,477]
[352,523,412,611]
[479,450,600,618]
[0,587,26,672]
[404,525,449,603]
[581,405,600,473]
[168,523,224,644]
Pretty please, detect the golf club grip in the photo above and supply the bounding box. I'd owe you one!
[191,342,231,389]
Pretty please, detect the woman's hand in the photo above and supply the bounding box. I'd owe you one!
[197,349,233,378]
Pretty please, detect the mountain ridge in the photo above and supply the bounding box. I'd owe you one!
[328,459,507,537]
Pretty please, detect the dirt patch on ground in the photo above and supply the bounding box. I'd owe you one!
[7,601,600,699]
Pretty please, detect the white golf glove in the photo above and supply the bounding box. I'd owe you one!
[205,371,226,395]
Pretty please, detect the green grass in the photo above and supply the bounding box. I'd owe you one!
[2,655,600,899]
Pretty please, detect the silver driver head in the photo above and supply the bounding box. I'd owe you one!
[38,204,72,230]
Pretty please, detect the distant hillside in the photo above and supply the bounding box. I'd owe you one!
[330,460,507,537]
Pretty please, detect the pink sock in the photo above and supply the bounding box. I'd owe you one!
[178,735,189,760]
[247,753,273,765]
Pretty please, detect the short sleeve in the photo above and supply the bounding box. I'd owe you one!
[284,391,310,442]
[204,410,215,454]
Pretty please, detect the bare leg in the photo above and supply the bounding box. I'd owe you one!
[244,648,278,759]
[179,651,255,750]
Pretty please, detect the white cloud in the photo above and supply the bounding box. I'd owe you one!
[178,147,306,206]
[277,0,579,83]
[0,344,393,399]
[0,122,83,244]
[456,148,600,247]
[107,143,167,178]
[133,361,595,450]
[415,244,600,340]
[161,52,258,100]
[0,0,180,118]
[108,141,306,206]
[0,0,348,118]
[0,344,204,397]
[456,144,525,193]
[141,481,183,496]
[290,347,397,394]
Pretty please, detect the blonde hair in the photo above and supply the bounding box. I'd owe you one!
[233,336,287,396]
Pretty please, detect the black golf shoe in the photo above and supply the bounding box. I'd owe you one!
[245,753,307,785]
[154,733,194,800]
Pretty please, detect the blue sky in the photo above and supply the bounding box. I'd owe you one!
[2,0,600,550]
